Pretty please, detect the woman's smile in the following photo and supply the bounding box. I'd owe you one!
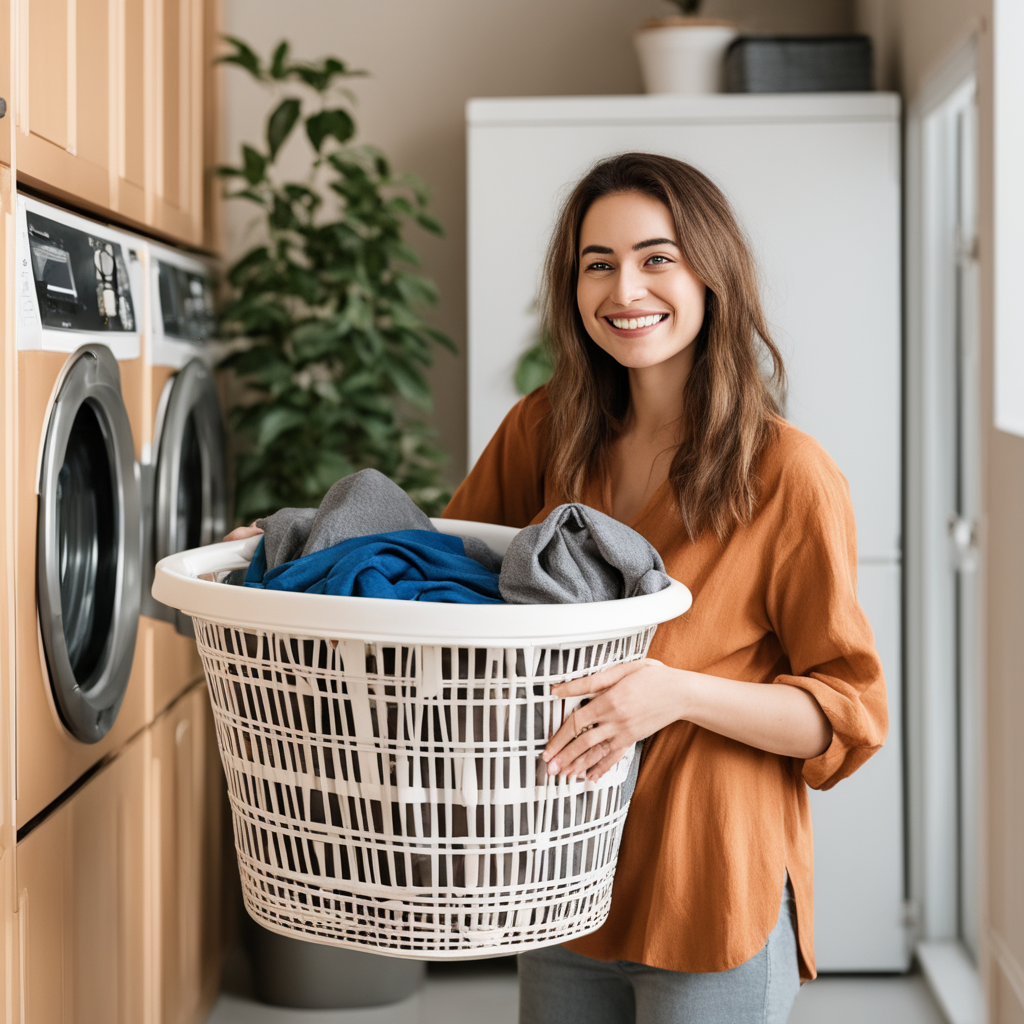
[603,310,670,335]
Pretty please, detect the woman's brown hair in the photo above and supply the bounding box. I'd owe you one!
[542,152,786,542]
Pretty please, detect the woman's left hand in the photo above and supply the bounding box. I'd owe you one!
[543,658,687,782]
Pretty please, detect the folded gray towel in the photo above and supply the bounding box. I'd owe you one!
[498,503,671,604]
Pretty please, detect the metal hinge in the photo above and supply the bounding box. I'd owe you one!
[948,514,979,573]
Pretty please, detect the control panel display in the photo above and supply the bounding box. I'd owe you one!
[27,212,136,332]
[158,261,215,341]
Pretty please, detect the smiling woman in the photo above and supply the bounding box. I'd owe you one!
[443,153,888,1024]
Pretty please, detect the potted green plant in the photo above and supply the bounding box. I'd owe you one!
[217,37,455,525]
[634,0,739,94]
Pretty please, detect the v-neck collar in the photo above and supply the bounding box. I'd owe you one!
[594,462,672,532]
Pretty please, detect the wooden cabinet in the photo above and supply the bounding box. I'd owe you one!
[15,0,207,248]
[150,0,204,245]
[150,683,224,1024]
[14,683,226,1024]
[16,732,150,1024]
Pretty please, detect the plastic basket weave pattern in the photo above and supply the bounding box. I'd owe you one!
[196,623,654,956]
[153,525,692,958]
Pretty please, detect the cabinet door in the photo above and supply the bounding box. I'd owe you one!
[17,0,113,211]
[16,733,150,1024]
[151,684,223,1024]
[151,0,204,246]
[110,0,148,223]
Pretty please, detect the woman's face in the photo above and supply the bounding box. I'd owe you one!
[576,191,706,372]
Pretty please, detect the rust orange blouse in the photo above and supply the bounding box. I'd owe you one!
[442,387,887,981]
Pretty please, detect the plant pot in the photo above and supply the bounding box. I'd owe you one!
[634,17,739,95]
[247,922,426,1009]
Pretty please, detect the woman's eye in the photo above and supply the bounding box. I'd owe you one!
[647,255,671,266]
[586,261,612,272]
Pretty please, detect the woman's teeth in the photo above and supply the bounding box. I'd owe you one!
[608,314,665,330]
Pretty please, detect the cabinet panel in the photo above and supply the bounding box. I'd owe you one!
[18,0,111,210]
[152,0,203,245]
[151,684,224,1024]
[112,0,148,223]
[25,0,68,150]
[16,733,150,1024]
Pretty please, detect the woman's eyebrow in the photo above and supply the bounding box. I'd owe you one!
[632,237,678,251]
[581,244,613,256]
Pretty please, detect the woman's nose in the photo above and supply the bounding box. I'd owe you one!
[610,265,647,305]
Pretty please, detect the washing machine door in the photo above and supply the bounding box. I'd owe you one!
[37,345,142,743]
[153,358,227,635]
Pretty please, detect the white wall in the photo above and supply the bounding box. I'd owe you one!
[222,0,853,483]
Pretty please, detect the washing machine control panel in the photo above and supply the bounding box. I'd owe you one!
[157,261,215,342]
[26,211,136,332]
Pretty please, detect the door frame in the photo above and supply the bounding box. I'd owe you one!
[905,35,986,1023]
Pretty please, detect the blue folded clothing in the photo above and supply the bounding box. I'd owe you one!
[243,529,504,605]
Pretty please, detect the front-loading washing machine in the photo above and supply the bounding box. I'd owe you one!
[138,238,227,716]
[14,194,149,830]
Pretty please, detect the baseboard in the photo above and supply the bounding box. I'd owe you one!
[917,941,985,1024]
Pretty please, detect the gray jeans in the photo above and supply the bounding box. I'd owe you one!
[518,879,799,1024]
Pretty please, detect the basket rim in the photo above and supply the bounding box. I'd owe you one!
[152,519,692,644]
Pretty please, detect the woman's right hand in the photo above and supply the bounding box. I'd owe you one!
[223,523,263,542]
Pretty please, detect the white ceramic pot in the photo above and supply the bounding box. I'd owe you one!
[634,17,739,95]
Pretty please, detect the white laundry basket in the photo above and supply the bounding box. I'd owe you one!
[152,519,692,959]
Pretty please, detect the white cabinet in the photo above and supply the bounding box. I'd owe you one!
[809,561,906,970]
[467,93,907,971]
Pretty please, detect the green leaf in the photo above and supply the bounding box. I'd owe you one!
[269,193,298,231]
[395,273,439,307]
[269,41,290,80]
[256,407,306,448]
[414,211,444,236]
[306,109,355,152]
[215,165,247,178]
[219,36,263,79]
[226,246,271,283]
[242,145,267,185]
[423,325,457,354]
[267,98,301,159]
[514,341,554,396]
[385,360,432,410]
[311,450,354,493]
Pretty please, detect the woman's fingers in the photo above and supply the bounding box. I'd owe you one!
[550,659,651,698]
[545,719,613,776]
[586,746,631,781]
[561,735,615,779]
[543,699,601,764]
[224,524,264,542]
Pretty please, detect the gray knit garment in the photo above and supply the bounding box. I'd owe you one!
[254,468,502,573]
[498,503,670,604]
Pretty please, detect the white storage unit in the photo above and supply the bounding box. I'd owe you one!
[467,93,907,971]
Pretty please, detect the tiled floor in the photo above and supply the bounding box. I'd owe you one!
[208,951,949,1024]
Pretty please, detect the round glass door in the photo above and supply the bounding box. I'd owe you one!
[152,359,227,635]
[57,402,118,686]
[37,345,141,743]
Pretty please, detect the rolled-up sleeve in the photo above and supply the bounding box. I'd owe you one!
[764,441,888,791]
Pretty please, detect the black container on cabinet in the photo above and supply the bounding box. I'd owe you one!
[725,35,873,93]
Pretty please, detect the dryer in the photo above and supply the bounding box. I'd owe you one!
[138,239,227,716]
[14,194,149,830]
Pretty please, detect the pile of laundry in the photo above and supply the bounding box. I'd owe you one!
[228,469,670,606]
